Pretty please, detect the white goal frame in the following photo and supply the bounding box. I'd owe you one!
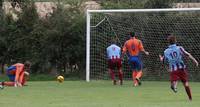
[86,8,200,82]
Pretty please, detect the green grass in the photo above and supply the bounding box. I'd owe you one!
[0,81,200,107]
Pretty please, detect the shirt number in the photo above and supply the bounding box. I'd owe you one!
[170,51,178,59]
[131,45,135,51]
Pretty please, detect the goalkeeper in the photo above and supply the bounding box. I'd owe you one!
[106,38,123,85]
[0,61,31,88]
[122,32,149,86]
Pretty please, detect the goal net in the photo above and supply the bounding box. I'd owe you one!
[86,8,200,82]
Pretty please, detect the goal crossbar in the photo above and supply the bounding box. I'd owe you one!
[87,8,200,13]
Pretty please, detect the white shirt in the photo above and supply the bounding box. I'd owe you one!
[106,44,121,59]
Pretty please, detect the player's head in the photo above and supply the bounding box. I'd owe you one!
[24,61,31,72]
[129,32,135,37]
[111,37,117,44]
[167,34,177,44]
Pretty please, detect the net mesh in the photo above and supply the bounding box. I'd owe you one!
[89,10,200,81]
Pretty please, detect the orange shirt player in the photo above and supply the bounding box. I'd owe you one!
[122,32,149,86]
[0,61,31,89]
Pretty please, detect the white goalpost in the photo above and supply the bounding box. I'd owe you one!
[86,8,200,82]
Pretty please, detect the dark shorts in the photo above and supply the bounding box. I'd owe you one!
[128,56,142,71]
[170,69,188,83]
[108,58,122,70]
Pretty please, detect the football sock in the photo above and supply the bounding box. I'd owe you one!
[136,71,142,85]
[3,82,15,86]
[185,86,192,100]
[132,71,138,86]
[109,70,115,81]
[118,71,123,81]
[136,71,143,79]
[136,78,142,86]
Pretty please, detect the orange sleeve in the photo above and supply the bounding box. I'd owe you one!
[15,65,24,82]
[138,40,144,51]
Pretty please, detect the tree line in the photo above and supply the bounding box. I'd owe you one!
[0,1,85,78]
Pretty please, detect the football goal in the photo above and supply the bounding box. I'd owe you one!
[86,8,200,82]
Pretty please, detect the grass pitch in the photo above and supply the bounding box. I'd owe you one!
[0,81,200,107]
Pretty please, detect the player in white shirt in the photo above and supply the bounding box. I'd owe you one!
[106,39,123,85]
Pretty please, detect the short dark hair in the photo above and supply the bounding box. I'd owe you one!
[129,32,135,37]
[24,61,31,67]
[167,35,176,44]
[111,37,117,44]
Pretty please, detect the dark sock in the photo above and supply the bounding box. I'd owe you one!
[118,72,123,82]
[110,70,115,81]
[0,82,4,86]
[185,86,192,100]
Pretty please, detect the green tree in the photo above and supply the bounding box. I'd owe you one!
[41,4,85,75]
[144,0,173,8]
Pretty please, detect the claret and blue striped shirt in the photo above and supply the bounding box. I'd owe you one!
[164,44,186,72]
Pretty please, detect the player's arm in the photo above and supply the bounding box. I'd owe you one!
[141,50,149,55]
[121,42,127,59]
[106,48,111,60]
[180,47,199,67]
[159,54,164,62]
[159,54,166,64]
[14,65,23,87]
[139,40,149,55]
[159,51,168,64]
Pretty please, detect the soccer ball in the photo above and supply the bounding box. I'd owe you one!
[57,75,64,83]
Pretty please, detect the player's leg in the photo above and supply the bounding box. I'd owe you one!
[21,71,29,86]
[0,81,15,86]
[109,68,116,85]
[108,59,116,85]
[0,75,16,87]
[117,58,123,85]
[129,59,137,86]
[135,70,143,86]
[170,81,178,93]
[15,69,23,87]
[129,57,139,86]
[0,82,4,89]
[118,69,123,85]
[179,70,192,100]
[19,71,25,85]
[183,81,192,100]
[170,71,178,93]
[134,58,143,86]
[132,71,138,86]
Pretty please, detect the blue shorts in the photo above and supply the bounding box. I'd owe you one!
[7,75,15,81]
[7,66,16,81]
[128,56,142,71]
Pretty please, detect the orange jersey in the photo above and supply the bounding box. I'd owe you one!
[122,37,144,56]
[13,63,25,82]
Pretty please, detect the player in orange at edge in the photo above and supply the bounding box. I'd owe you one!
[122,32,149,86]
[0,61,31,88]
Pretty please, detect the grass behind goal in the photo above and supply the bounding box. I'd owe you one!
[0,81,200,107]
